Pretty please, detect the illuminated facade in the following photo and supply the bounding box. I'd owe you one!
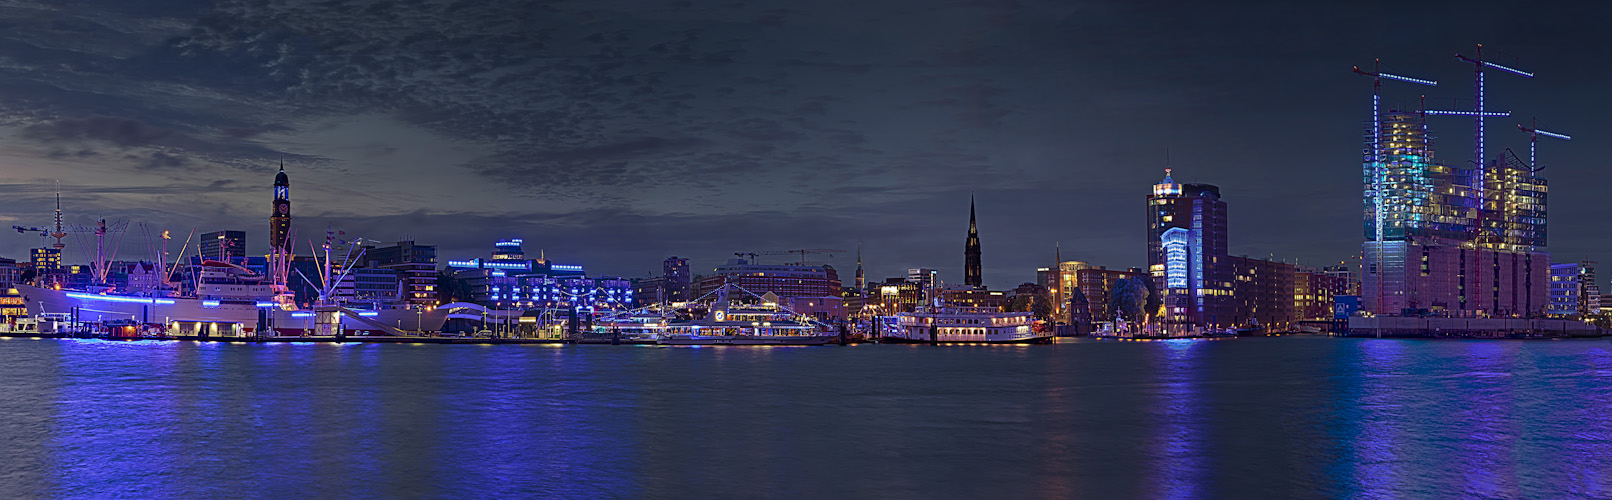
[1364,111,1478,241]
[1074,267,1146,322]
[1360,112,1550,317]
[1549,261,1599,319]
[1147,169,1233,327]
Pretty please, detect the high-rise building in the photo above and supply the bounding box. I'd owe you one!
[270,163,291,252]
[1365,111,1478,242]
[964,196,982,288]
[1148,168,1233,327]
[201,230,247,263]
[663,256,690,303]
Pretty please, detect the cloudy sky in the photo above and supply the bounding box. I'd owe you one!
[0,0,1605,289]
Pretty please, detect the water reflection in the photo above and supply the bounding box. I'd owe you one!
[9,338,1612,498]
[1143,339,1204,500]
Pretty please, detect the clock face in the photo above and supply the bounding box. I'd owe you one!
[277,203,289,215]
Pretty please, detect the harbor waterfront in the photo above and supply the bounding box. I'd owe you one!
[3,336,1612,499]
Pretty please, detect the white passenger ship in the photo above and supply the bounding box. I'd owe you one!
[884,304,1051,344]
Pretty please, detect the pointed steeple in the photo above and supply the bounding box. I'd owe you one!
[854,242,865,295]
[964,194,982,288]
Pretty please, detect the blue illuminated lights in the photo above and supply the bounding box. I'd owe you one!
[291,312,314,318]
[255,302,276,308]
[202,300,221,307]
[1423,110,1510,117]
[1481,61,1534,78]
[1536,130,1572,141]
[1379,73,1437,86]
[552,264,583,272]
[357,311,379,317]
[65,292,175,305]
[1162,228,1190,289]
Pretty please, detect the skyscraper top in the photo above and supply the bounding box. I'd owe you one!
[1153,167,1181,197]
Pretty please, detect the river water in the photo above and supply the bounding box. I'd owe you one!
[1,336,1609,499]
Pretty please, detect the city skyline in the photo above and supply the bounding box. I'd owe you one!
[0,1,1605,290]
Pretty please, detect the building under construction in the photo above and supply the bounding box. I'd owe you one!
[1357,47,1557,319]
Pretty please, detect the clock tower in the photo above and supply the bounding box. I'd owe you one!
[270,162,291,252]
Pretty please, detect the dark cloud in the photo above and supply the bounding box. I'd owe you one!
[0,0,1607,290]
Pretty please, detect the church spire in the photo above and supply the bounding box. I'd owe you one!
[964,194,982,288]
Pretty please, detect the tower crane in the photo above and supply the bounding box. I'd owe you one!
[1353,59,1435,319]
[1517,119,1571,172]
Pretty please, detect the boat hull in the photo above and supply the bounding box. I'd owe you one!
[16,284,449,336]
[878,335,1054,345]
[657,335,835,346]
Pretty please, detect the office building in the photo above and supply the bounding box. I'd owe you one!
[1549,261,1600,319]
[1149,168,1234,327]
[367,240,438,307]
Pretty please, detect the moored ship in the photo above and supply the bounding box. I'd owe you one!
[883,304,1051,344]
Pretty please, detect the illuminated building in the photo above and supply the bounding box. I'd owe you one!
[366,241,438,307]
[964,196,982,288]
[694,258,843,319]
[1360,112,1549,317]
[663,256,690,303]
[1364,111,1478,241]
[492,238,525,261]
[30,248,60,273]
[1147,168,1233,327]
[446,239,610,309]
[1296,267,1355,321]
[1226,256,1296,331]
[1074,267,1146,322]
[938,286,1008,311]
[907,268,939,297]
[270,164,291,252]
[1549,261,1599,319]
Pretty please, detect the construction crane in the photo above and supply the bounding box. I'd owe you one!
[1353,59,1435,321]
[1517,119,1571,172]
[735,249,847,266]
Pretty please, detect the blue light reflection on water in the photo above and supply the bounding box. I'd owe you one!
[1144,338,1204,500]
[5,337,1612,498]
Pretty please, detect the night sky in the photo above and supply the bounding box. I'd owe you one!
[0,1,1605,290]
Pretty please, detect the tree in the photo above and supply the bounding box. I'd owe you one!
[1110,276,1149,322]
[1008,291,1053,322]
[1141,276,1162,322]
